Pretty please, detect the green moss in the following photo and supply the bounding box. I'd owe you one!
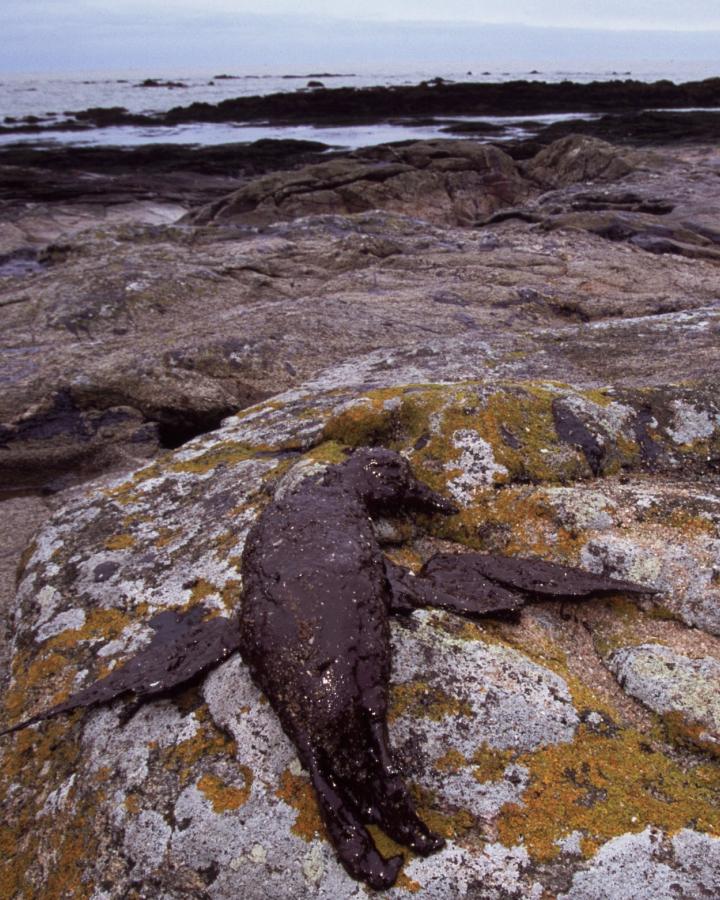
[322,386,445,450]
[303,440,348,465]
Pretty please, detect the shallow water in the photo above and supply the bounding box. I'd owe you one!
[0,112,604,150]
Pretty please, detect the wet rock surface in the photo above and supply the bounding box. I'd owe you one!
[1,128,720,897]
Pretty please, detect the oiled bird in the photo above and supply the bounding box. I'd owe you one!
[1,448,655,889]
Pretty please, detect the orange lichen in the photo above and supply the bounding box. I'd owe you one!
[435,749,467,773]
[471,746,515,783]
[496,726,720,861]
[275,769,326,842]
[46,608,132,652]
[124,794,142,815]
[409,784,475,840]
[197,768,253,813]
[663,711,720,758]
[161,722,237,784]
[0,718,91,899]
[3,650,75,722]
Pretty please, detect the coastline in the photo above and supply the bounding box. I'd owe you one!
[2,71,720,897]
[2,76,720,144]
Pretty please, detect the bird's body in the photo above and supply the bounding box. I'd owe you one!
[238,452,455,887]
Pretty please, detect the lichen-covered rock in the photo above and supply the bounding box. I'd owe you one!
[608,644,720,755]
[2,373,720,898]
[558,827,720,900]
[4,143,720,491]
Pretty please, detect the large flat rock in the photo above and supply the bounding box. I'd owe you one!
[2,374,719,897]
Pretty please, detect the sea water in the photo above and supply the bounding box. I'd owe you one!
[0,64,718,150]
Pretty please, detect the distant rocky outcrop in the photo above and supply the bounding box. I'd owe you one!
[523,135,635,188]
[481,136,720,262]
[187,141,530,227]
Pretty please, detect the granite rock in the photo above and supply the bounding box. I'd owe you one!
[2,373,720,897]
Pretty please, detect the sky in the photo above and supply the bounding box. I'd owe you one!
[4,1,720,74]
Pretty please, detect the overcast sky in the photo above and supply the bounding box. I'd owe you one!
[16,0,720,30]
[4,1,720,73]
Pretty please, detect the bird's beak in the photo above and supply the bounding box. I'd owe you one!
[406,479,458,516]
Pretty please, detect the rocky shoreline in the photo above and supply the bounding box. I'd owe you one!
[1,107,720,897]
[3,77,720,137]
[2,132,718,492]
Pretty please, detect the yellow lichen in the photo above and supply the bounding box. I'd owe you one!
[188,579,218,603]
[322,387,443,452]
[214,529,238,560]
[168,441,257,476]
[388,681,473,724]
[105,533,136,551]
[496,725,720,861]
[220,580,243,612]
[154,527,180,548]
[323,398,395,447]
